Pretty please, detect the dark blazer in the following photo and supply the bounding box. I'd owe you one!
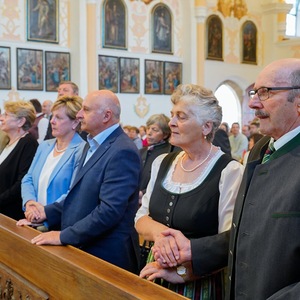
[212,128,231,156]
[227,133,300,299]
[0,133,38,220]
[139,141,180,193]
[45,126,141,273]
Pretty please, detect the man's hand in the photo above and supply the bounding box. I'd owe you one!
[31,231,62,246]
[153,228,192,267]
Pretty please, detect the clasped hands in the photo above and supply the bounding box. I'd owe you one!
[16,200,62,246]
[139,228,191,283]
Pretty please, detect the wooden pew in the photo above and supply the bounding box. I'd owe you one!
[0,214,187,299]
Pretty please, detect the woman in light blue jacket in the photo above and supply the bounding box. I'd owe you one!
[20,96,85,225]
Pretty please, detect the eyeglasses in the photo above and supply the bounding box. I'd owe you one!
[248,87,300,101]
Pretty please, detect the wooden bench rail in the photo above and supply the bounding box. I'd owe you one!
[0,214,187,299]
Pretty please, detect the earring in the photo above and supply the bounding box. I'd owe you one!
[204,135,207,140]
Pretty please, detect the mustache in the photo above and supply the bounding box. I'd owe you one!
[255,110,269,118]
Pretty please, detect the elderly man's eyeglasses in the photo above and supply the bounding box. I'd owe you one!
[248,87,300,101]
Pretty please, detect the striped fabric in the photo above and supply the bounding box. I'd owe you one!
[146,250,225,300]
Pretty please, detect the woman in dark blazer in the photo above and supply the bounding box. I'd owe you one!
[0,100,38,220]
[139,114,175,196]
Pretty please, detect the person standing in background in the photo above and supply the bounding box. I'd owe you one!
[229,122,248,161]
[42,100,53,119]
[29,99,49,143]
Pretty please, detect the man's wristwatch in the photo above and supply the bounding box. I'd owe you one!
[176,265,187,277]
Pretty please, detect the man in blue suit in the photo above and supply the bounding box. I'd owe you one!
[25,90,142,273]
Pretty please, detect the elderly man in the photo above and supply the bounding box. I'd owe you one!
[227,58,300,299]
[41,100,53,119]
[23,90,142,274]
[45,81,86,140]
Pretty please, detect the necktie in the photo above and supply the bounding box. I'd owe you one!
[262,142,275,164]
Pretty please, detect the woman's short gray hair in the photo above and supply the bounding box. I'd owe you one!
[171,84,222,142]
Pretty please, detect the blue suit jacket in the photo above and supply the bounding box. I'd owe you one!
[22,133,85,206]
[45,126,142,273]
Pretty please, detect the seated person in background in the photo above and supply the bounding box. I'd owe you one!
[122,124,131,136]
[28,98,49,143]
[242,132,264,165]
[0,100,38,220]
[135,84,244,299]
[129,126,143,150]
[219,121,230,136]
[249,119,260,135]
[18,96,85,229]
[139,125,148,147]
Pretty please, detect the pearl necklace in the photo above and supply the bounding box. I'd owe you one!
[55,143,67,153]
[180,144,213,172]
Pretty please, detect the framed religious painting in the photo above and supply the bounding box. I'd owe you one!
[27,0,59,43]
[152,4,172,54]
[145,60,163,94]
[0,46,11,90]
[206,15,223,61]
[119,57,140,94]
[17,48,43,90]
[103,0,127,49]
[242,21,257,65]
[45,51,70,91]
[98,55,119,93]
[164,61,182,95]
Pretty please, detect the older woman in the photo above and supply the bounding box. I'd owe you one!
[135,84,244,299]
[18,96,85,228]
[0,100,38,220]
[139,114,175,196]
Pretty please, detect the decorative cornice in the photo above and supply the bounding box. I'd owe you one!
[261,3,293,14]
[194,6,208,23]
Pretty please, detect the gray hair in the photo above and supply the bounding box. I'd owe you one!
[171,84,222,142]
[288,69,300,103]
[146,114,171,140]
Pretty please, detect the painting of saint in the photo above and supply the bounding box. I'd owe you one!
[103,0,126,49]
[152,4,172,53]
[0,47,11,90]
[207,15,223,61]
[242,21,257,64]
[27,0,58,43]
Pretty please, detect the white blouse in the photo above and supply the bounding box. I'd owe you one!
[38,149,64,206]
[135,149,244,233]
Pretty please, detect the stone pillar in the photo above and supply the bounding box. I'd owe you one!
[194,0,207,85]
[86,0,98,92]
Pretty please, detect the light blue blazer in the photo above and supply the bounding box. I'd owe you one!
[22,133,85,206]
